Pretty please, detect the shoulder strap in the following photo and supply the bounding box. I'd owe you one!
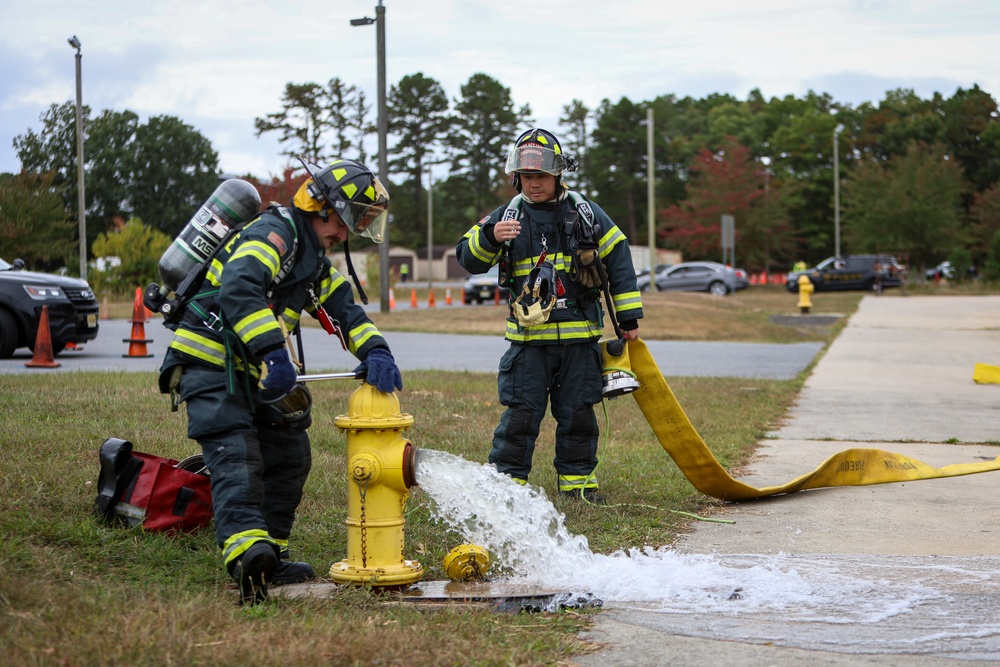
[501,195,523,222]
[267,205,300,288]
[567,191,596,228]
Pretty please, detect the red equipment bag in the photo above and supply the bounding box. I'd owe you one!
[94,437,213,533]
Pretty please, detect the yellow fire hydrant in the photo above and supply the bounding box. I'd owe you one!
[797,274,814,314]
[329,383,424,586]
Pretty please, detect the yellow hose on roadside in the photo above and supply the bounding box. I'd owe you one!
[616,339,1000,501]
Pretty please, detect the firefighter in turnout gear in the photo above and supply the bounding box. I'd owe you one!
[157,158,402,605]
[456,128,643,505]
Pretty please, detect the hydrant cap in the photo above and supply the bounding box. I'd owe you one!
[443,544,491,582]
[336,383,414,429]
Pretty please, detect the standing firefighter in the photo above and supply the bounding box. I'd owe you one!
[157,158,403,605]
[456,128,643,504]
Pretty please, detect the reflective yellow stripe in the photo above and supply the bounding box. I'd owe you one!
[558,475,598,491]
[614,291,643,314]
[598,227,625,258]
[465,225,500,264]
[169,329,255,373]
[169,329,226,366]
[233,308,280,344]
[222,529,273,567]
[504,319,601,343]
[348,322,379,354]
[315,271,347,303]
[206,258,224,286]
[229,240,280,278]
[281,309,300,327]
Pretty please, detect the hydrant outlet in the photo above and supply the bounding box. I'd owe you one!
[349,452,381,485]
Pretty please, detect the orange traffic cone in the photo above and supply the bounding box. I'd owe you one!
[494,287,501,305]
[445,288,452,306]
[123,288,154,358]
[25,305,61,368]
[428,289,436,308]
[389,287,396,311]
[410,288,418,309]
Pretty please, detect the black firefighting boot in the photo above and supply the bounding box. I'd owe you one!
[272,549,316,586]
[232,541,279,605]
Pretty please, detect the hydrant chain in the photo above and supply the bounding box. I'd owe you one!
[359,481,368,569]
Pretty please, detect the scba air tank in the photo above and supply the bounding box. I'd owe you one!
[156,178,261,294]
[144,178,261,319]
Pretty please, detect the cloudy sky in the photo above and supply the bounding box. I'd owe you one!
[1,0,997,179]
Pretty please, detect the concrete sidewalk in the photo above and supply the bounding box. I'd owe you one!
[574,295,1000,666]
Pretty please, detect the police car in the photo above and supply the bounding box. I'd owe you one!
[462,264,510,304]
[0,257,100,357]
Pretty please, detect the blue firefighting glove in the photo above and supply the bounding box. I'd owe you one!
[354,347,403,394]
[260,348,297,402]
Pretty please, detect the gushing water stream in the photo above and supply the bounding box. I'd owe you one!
[415,449,1000,659]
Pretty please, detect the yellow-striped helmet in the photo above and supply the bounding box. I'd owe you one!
[294,158,390,243]
[505,129,577,193]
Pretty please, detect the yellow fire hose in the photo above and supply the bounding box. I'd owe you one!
[619,339,1000,501]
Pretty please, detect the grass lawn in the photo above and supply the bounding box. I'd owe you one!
[2,285,865,666]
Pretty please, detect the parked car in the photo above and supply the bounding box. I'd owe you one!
[462,264,510,304]
[0,257,100,358]
[786,254,904,293]
[734,268,750,291]
[637,261,738,296]
[635,263,673,279]
[924,261,977,281]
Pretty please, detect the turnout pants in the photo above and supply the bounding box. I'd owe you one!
[490,341,603,488]
[178,363,311,569]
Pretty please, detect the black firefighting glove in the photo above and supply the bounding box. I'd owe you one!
[260,348,297,402]
[354,347,403,394]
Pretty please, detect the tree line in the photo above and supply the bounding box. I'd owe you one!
[4,71,1000,281]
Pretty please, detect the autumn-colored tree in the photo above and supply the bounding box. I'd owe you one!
[246,166,309,210]
[660,138,794,272]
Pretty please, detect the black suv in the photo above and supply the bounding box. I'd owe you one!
[786,254,904,293]
[0,257,100,357]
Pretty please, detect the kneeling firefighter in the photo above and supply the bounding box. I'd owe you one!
[157,158,403,605]
[455,128,643,504]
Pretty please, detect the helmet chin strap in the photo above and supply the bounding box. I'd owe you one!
[341,239,369,305]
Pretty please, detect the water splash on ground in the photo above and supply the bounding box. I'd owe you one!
[414,449,1000,657]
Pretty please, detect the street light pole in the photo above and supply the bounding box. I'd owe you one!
[643,108,657,290]
[68,35,87,280]
[833,123,844,259]
[426,168,433,291]
[352,1,389,312]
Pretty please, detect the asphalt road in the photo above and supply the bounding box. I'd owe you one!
[0,316,822,380]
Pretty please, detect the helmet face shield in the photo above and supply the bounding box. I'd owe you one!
[505,143,567,176]
[335,176,389,243]
[340,200,388,243]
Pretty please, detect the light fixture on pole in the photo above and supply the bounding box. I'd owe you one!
[68,35,87,280]
[640,108,657,290]
[351,1,389,312]
[833,123,844,259]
